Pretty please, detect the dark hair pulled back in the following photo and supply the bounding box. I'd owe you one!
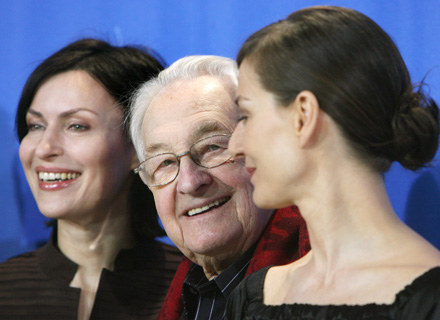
[237,6,439,172]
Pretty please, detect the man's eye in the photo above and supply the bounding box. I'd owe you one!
[201,143,228,155]
[159,159,176,168]
[207,144,221,152]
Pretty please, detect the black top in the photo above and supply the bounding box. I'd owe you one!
[182,245,255,320]
[0,233,182,319]
[226,266,440,320]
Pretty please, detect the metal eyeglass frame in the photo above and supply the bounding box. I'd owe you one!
[133,134,233,187]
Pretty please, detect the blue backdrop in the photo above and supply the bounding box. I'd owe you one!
[0,0,439,262]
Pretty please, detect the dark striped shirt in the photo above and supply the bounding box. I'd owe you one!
[182,245,255,320]
[0,233,182,319]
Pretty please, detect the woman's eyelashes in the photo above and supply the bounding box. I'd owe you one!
[237,108,250,124]
[27,122,45,131]
[25,120,90,133]
[237,104,251,124]
[67,122,89,131]
[237,115,248,123]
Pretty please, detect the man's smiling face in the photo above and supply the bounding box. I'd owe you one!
[141,75,271,271]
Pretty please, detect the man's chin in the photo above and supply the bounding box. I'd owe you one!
[183,240,248,273]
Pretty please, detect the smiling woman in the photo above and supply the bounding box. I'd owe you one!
[0,39,182,320]
[19,71,132,221]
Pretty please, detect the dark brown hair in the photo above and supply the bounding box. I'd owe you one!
[16,38,166,240]
[237,6,439,172]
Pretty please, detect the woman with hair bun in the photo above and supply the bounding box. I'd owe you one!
[227,6,440,319]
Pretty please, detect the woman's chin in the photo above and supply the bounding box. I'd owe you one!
[253,182,295,210]
[253,189,277,210]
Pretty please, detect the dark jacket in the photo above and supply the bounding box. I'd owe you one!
[0,232,182,319]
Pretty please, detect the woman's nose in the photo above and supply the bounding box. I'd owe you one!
[228,122,245,160]
[35,128,64,159]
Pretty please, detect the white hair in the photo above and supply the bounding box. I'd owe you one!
[129,55,238,162]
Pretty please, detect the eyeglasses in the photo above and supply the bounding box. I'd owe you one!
[134,134,233,187]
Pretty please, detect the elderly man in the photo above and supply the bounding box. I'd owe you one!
[129,55,309,320]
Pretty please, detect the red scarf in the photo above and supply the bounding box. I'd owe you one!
[158,206,310,320]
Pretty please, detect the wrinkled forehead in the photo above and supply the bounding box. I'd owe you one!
[142,76,238,154]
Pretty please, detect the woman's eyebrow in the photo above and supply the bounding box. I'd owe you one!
[26,107,98,119]
[59,108,99,118]
[26,109,43,118]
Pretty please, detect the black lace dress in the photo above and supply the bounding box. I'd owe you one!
[226,266,440,319]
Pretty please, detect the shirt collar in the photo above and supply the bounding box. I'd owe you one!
[184,243,256,297]
[37,230,78,285]
[37,229,162,284]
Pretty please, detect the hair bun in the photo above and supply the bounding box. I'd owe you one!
[391,87,439,170]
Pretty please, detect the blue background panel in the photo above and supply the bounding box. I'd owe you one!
[0,0,439,261]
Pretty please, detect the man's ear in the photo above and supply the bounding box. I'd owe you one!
[291,90,321,148]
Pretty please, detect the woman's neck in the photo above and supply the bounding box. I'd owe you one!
[57,208,135,320]
[57,209,134,271]
[295,158,407,274]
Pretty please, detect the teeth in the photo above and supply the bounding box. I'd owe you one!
[38,171,81,182]
[187,197,229,217]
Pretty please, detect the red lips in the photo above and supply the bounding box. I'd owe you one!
[38,179,76,191]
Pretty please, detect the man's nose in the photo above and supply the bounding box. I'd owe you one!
[176,156,213,194]
[35,128,64,160]
[228,123,245,160]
